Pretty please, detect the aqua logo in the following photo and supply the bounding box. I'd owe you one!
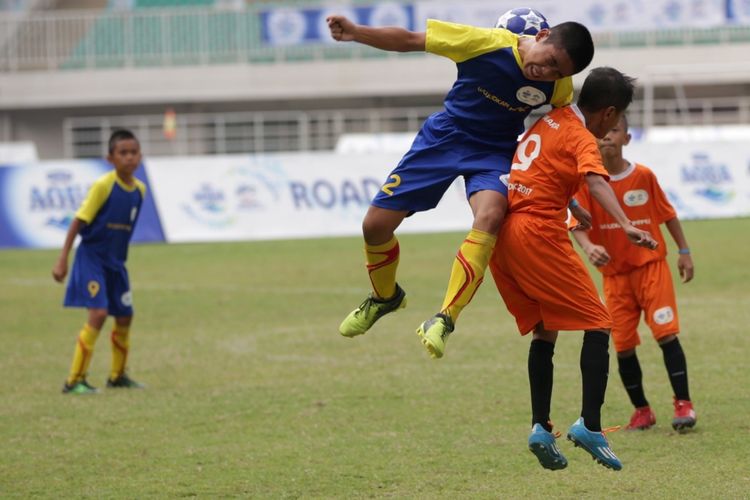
[681,153,732,184]
[31,170,88,212]
[193,184,226,213]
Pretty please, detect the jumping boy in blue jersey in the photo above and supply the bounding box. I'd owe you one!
[329,15,595,358]
[53,129,146,394]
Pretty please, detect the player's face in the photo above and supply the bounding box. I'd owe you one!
[108,139,142,179]
[522,36,575,81]
[598,117,631,158]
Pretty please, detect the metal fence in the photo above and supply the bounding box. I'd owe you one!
[3,6,750,72]
[63,106,437,158]
[62,95,750,158]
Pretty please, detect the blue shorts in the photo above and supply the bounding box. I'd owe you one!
[372,112,516,212]
[64,245,133,317]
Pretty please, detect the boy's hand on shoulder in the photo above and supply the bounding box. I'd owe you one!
[677,254,694,283]
[327,15,357,42]
[52,259,67,283]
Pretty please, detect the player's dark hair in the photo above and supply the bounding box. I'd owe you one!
[108,129,138,154]
[547,21,594,74]
[578,67,636,113]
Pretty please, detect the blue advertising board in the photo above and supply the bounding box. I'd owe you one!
[260,3,415,46]
[0,160,164,249]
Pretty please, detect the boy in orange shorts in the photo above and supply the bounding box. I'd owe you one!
[488,67,657,471]
[570,114,696,431]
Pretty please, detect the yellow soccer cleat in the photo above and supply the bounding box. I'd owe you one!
[416,313,454,359]
[339,284,407,337]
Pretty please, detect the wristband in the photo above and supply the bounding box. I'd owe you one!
[569,198,579,209]
[678,248,690,255]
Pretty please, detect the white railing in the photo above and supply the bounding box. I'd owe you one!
[2,6,750,72]
[62,96,750,158]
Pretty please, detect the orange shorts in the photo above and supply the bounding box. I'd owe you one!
[603,258,680,353]
[489,214,612,335]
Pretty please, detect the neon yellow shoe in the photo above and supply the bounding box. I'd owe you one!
[416,313,454,359]
[339,284,407,337]
[61,379,98,395]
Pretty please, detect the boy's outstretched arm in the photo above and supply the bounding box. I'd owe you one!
[327,15,426,52]
[665,217,694,283]
[52,218,84,283]
[585,173,657,250]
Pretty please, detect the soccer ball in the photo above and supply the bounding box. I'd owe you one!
[494,7,549,36]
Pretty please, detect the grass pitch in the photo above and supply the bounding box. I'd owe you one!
[1,218,749,498]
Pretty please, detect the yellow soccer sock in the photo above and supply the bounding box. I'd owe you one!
[67,324,100,385]
[110,324,130,380]
[365,236,400,299]
[440,228,497,323]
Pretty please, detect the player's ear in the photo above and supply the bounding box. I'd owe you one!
[624,132,632,146]
[601,106,617,123]
[535,28,550,42]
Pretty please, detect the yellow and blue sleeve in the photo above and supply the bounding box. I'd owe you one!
[425,19,517,63]
[134,178,147,199]
[75,172,116,223]
[550,77,574,107]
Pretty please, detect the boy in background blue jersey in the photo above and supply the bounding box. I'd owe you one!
[53,129,146,394]
[329,15,595,358]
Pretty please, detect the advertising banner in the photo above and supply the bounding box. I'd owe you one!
[0,160,164,249]
[260,2,414,46]
[626,142,750,220]
[260,0,728,40]
[145,153,472,243]
[2,142,748,249]
[729,0,750,24]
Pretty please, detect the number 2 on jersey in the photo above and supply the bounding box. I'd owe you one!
[511,133,541,171]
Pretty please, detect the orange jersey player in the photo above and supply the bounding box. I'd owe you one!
[570,114,696,432]
[488,67,657,471]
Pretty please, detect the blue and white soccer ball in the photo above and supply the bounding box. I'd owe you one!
[495,7,549,36]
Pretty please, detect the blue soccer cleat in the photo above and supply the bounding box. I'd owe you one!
[567,417,623,471]
[528,423,568,470]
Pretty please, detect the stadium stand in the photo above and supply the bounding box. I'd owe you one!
[1,1,750,159]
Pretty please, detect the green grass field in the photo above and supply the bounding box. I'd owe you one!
[1,218,749,498]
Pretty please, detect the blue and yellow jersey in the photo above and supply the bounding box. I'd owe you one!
[425,20,573,140]
[75,170,146,267]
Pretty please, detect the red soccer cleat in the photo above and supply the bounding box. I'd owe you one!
[672,399,697,431]
[626,406,656,430]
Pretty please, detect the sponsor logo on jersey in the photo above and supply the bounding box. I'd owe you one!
[477,86,530,113]
[542,115,559,129]
[516,86,547,106]
[599,218,651,230]
[623,189,649,207]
